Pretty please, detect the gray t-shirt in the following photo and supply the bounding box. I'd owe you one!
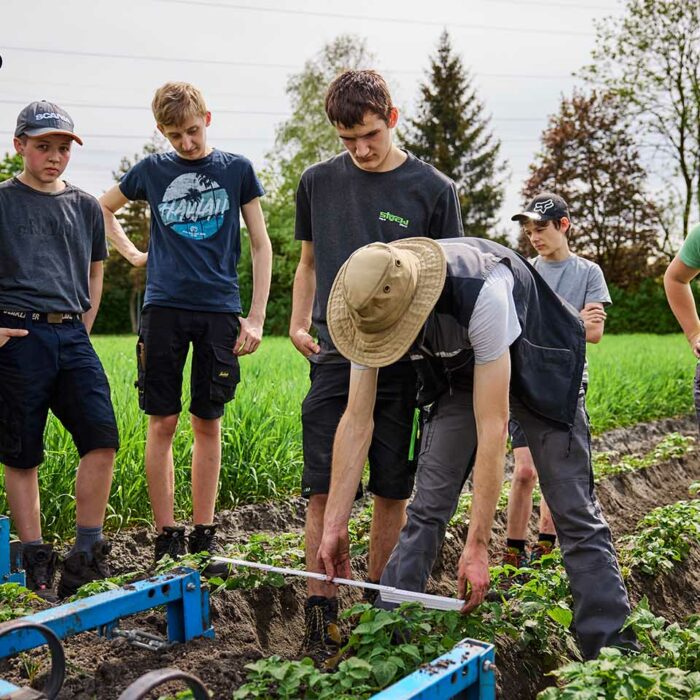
[0,178,107,313]
[531,254,611,311]
[295,150,464,362]
[531,254,611,383]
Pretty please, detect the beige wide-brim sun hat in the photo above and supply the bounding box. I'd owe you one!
[327,237,447,368]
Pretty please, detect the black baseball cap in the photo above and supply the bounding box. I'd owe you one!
[511,192,569,222]
[14,100,83,145]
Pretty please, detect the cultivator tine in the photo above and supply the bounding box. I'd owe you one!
[212,557,465,611]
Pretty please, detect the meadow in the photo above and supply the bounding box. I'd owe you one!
[1,334,696,540]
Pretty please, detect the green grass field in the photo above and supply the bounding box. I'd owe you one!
[1,334,696,539]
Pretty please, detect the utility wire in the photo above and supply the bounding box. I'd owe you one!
[0,46,574,80]
[154,0,595,36]
[0,99,546,122]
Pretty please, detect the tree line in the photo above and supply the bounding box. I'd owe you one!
[3,0,698,335]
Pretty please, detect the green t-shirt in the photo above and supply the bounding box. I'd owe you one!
[679,223,700,268]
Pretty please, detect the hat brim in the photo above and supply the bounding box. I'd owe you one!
[511,211,543,222]
[327,237,447,368]
[20,128,83,146]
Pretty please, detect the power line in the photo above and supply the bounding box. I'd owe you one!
[0,97,287,117]
[0,99,547,122]
[155,0,595,36]
[0,47,574,81]
[1,45,298,69]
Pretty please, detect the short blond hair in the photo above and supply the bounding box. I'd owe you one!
[151,82,208,126]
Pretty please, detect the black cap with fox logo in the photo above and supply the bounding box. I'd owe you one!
[14,101,83,145]
[511,192,569,222]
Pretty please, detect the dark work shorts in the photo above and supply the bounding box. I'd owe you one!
[301,360,418,500]
[137,306,240,419]
[0,311,119,469]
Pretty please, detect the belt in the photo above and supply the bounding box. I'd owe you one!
[0,310,82,323]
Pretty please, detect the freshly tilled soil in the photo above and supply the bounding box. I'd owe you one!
[2,416,699,699]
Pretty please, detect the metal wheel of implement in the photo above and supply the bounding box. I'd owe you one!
[117,668,210,700]
[0,620,65,699]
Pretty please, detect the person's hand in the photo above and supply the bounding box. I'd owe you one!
[0,327,28,348]
[317,527,351,582]
[130,251,148,268]
[688,330,700,359]
[580,303,606,326]
[457,543,490,614]
[235,316,263,356]
[290,327,320,357]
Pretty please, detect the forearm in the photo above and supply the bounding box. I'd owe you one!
[84,268,104,333]
[102,207,144,265]
[290,261,316,334]
[323,415,373,533]
[247,236,272,324]
[465,425,506,549]
[467,354,510,550]
[584,320,604,344]
[664,276,700,340]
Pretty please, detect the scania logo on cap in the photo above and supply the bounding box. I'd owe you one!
[34,112,72,124]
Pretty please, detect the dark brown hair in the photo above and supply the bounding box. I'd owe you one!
[522,218,573,237]
[325,70,393,127]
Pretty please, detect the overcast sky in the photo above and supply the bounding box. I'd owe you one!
[1,0,625,237]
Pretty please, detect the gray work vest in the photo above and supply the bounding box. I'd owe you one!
[412,238,586,428]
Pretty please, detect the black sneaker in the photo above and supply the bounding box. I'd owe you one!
[302,596,343,668]
[57,541,112,599]
[154,525,187,563]
[187,524,230,578]
[22,543,59,601]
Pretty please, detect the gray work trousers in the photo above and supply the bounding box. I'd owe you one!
[378,386,637,660]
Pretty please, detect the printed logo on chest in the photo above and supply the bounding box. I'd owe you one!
[158,173,231,240]
[379,210,410,229]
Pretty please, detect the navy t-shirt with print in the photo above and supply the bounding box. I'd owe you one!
[119,149,264,313]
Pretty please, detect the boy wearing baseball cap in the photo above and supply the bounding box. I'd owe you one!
[100,83,272,573]
[502,192,610,573]
[0,101,119,599]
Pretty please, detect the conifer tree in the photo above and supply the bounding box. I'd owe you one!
[402,31,506,240]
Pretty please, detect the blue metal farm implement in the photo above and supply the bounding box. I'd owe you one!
[0,516,495,699]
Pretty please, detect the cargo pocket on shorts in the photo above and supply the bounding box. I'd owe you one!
[135,338,146,410]
[210,345,240,404]
[0,391,21,458]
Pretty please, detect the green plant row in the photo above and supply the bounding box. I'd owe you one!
[592,433,695,480]
[231,484,700,699]
[538,601,700,700]
[618,497,700,577]
[234,553,579,700]
[539,488,700,699]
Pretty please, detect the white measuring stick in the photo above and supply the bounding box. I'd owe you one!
[211,556,465,611]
